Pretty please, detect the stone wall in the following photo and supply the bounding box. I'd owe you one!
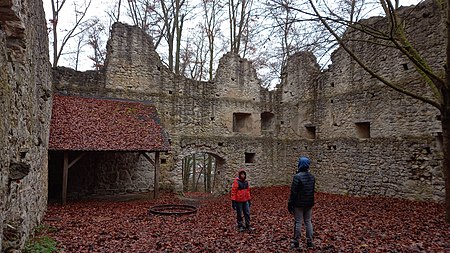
[298,0,444,201]
[51,0,444,204]
[48,152,154,199]
[0,0,51,251]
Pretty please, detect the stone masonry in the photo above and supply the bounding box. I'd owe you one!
[0,0,52,251]
[51,0,444,204]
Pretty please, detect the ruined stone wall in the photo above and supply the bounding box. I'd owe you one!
[277,0,444,201]
[0,0,52,251]
[51,0,444,203]
[52,23,276,196]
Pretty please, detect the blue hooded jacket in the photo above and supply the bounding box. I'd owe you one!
[297,156,311,173]
[289,156,315,208]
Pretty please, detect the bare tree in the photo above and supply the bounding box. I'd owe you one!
[202,0,226,80]
[85,18,107,70]
[125,0,165,48]
[67,33,88,70]
[228,0,254,56]
[159,0,189,74]
[179,0,226,81]
[182,153,216,193]
[105,0,122,26]
[50,0,92,67]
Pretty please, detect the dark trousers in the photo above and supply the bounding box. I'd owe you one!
[235,201,250,228]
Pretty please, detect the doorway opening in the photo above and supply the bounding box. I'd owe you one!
[182,152,222,193]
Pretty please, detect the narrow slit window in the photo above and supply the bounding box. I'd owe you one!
[435,132,443,151]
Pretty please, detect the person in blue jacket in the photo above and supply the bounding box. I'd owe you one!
[288,156,315,249]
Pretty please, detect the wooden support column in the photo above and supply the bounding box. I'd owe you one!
[154,152,160,198]
[61,152,86,205]
[62,152,69,205]
[141,152,160,199]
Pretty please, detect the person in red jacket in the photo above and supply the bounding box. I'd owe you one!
[231,169,253,232]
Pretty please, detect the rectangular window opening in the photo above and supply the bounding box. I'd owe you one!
[261,112,275,131]
[305,125,316,139]
[355,122,370,138]
[233,113,252,133]
[245,153,256,163]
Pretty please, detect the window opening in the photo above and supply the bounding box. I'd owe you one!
[233,113,252,133]
[245,153,256,163]
[355,122,370,138]
[261,112,274,131]
[305,125,316,139]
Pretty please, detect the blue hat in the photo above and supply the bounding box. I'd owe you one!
[297,156,310,173]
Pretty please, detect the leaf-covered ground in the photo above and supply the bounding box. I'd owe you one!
[43,186,450,252]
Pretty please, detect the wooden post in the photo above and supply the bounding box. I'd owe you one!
[141,152,159,199]
[154,152,160,199]
[61,152,85,205]
[62,152,69,205]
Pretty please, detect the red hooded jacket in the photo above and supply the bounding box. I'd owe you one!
[231,170,251,202]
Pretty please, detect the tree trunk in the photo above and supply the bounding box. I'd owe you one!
[207,155,212,193]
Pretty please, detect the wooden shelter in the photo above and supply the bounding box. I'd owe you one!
[48,94,170,204]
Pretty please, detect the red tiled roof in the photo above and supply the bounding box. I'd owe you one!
[49,94,170,151]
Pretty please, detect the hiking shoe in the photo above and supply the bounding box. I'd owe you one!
[238,227,244,232]
[307,240,314,248]
[290,241,299,249]
[245,226,255,231]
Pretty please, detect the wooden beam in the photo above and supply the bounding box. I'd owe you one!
[68,153,86,169]
[62,152,69,205]
[62,152,86,205]
[140,152,160,199]
[154,152,160,199]
[141,152,155,167]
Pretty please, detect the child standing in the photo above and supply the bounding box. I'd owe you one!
[231,169,253,232]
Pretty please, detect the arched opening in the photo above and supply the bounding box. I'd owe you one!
[181,152,223,193]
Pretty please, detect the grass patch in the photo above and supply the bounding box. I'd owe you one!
[24,236,58,253]
[24,224,59,253]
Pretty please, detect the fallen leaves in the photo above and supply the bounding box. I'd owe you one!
[43,186,450,252]
[49,94,169,151]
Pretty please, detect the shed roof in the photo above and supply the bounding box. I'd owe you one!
[49,94,170,152]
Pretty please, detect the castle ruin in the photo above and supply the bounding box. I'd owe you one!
[0,0,445,251]
[50,0,444,202]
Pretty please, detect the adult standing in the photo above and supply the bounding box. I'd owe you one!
[288,156,315,249]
